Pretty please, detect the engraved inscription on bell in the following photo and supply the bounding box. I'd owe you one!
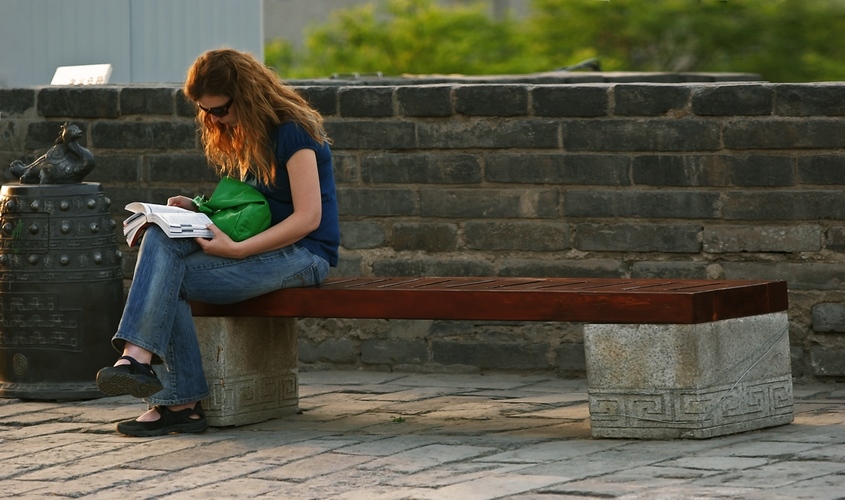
[0,181,123,400]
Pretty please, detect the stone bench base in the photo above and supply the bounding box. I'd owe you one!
[584,311,793,439]
[194,311,793,438]
[196,317,298,427]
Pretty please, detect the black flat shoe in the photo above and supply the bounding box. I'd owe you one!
[117,402,208,437]
[96,355,163,398]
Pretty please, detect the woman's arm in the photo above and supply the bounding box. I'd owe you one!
[195,148,322,259]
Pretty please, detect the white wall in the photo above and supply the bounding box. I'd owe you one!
[0,0,263,86]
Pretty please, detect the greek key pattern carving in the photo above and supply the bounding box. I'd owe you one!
[589,375,793,428]
[209,372,298,413]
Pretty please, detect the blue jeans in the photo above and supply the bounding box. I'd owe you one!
[112,227,329,406]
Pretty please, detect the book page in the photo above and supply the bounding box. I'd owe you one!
[124,201,213,243]
[125,202,196,215]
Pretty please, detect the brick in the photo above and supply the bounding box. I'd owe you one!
[432,340,551,370]
[362,153,481,184]
[455,85,528,116]
[564,190,720,219]
[325,120,415,149]
[120,87,175,115]
[146,154,216,183]
[485,154,629,185]
[575,223,701,252]
[812,303,845,333]
[775,84,845,116]
[417,119,559,149]
[337,187,417,216]
[296,85,338,116]
[632,155,794,187]
[332,254,363,276]
[691,84,774,116]
[703,225,821,253]
[396,85,452,117]
[555,343,586,375]
[121,252,138,278]
[724,118,845,149]
[420,188,559,218]
[631,261,710,279]
[175,89,198,118]
[563,119,721,151]
[809,346,845,377]
[532,85,609,117]
[721,262,845,290]
[25,121,88,149]
[338,87,394,117]
[84,154,141,183]
[464,221,570,251]
[339,221,386,249]
[373,257,494,277]
[298,338,358,364]
[393,222,457,252]
[798,155,845,185]
[106,186,156,213]
[91,121,197,150]
[498,258,626,278]
[0,120,27,153]
[722,191,845,220]
[826,226,845,252]
[613,84,690,116]
[361,338,428,365]
[37,87,120,118]
[332,153,360,184]
[0,88,35,115]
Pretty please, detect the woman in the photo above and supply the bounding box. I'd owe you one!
[95,48,339,437]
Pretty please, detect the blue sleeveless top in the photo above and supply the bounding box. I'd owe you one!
[254,121,339,266]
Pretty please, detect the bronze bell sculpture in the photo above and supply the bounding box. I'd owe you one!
[0,123,123,400]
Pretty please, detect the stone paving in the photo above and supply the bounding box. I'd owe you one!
[1,371,844,499]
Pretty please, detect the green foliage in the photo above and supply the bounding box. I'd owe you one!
[265,38,298,75]
[528,0,845,81]
[267,0,845,82]
[282,0,531,78]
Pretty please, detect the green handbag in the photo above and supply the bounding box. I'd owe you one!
[192,176,271,242]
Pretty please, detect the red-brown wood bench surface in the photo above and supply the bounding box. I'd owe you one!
[191,277,788,324]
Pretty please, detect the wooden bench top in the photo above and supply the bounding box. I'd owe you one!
[191,277,788,324]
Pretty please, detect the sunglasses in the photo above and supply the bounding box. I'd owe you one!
[198,97,234,117]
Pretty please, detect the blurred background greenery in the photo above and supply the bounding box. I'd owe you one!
[265,0,845,82]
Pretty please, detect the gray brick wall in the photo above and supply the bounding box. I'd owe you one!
[2,77,844,380]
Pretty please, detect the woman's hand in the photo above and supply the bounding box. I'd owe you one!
[167,195,197,211]
[194,225,243,258]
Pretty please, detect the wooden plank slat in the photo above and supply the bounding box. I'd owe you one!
[191,277,788,324]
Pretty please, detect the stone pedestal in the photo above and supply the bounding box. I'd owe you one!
[195,316,299,427]
[584,312,793,439]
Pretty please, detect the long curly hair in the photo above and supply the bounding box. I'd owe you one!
[184,48,329,186]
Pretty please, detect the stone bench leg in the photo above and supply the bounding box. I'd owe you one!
[195,316,299,427]
[584,311,793,439]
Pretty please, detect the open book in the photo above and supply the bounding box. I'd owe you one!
[123,202,214,247]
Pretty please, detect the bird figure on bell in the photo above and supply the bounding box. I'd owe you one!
[8,122,95,184]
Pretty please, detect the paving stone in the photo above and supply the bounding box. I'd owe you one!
[235,438,362,466]
[740,472,845,500]
[699,440,827,457]
[691,460,845,488]
[662,456,769,471]
[254,452,375,481]
[360,444,498,473]
[157,477,283,499]
[0,373,843,499]
[415,473,568,500]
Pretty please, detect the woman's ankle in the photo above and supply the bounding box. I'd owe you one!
[120,344,153,365]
